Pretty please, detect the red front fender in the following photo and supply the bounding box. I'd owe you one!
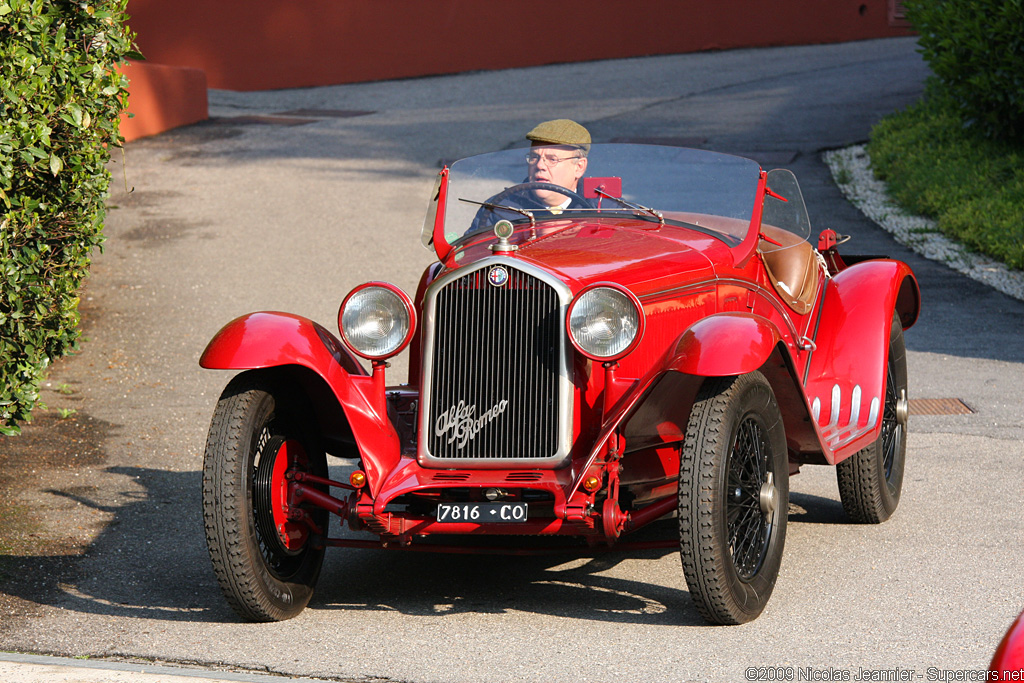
[200,311,366,375]
[666,312,782,376]
[200,312,401,496]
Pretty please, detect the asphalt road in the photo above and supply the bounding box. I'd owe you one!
[2,37,1022,683]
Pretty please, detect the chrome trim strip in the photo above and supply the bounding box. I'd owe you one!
[850,385,862,427]
[867,396,880,429]
[829,384,841,428]
[638,279,718,304]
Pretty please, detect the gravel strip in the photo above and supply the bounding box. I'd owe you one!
[824,144,1024,301]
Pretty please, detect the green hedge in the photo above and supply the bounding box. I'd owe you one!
[869,92,1024,271]
[905,0,1024,141]
[0,0,135,435]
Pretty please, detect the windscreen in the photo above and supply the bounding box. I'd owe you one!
[434,144,763,248]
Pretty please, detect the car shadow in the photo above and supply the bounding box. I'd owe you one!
[787,491,849,525]
[3,463,701,627]
[313,543,702,626]
[0,463,854,630]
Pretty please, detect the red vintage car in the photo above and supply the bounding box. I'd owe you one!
[991,609,1024,677]
[200,144,920,625]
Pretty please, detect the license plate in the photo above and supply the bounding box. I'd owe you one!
[435,502,528,524]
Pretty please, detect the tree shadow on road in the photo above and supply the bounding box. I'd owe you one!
[0,464,229,629]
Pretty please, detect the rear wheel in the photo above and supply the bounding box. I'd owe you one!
[202,374,328,622]
[678,372,789,624]
[837,312,908,523]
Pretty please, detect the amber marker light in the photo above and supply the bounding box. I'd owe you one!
[583,475,602,492]
[349,471,367,488]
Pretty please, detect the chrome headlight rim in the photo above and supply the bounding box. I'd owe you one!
[338,282,416,361]
[566,282,645,362]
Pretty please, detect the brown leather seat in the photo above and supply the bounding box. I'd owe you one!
[759,224,820,315]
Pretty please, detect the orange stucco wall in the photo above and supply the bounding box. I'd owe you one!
[119,62,208,142]
[121,0,912,138]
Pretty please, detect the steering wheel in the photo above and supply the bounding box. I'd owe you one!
[486,181,587,208]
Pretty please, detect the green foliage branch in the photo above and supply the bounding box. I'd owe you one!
[904,0,1024,142]
[1,0,136,435]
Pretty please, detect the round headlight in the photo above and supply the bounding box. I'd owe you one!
[567,284,644,361]
[338,283,415,360]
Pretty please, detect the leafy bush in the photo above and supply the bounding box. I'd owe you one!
[904,0,1024,141]
[869,92,1024,270]
[0,0,135,435]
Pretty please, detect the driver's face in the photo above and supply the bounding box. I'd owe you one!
[527,144,588,207]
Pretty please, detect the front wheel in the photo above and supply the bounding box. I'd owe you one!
[678,372,789,625]
[202,373,328,622]
[836,311,909,523]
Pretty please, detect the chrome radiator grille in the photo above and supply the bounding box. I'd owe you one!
[423,262,566,463]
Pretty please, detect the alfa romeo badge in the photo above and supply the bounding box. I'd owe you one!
[488,266,509,287]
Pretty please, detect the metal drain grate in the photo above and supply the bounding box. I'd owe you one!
[908,398,974,415]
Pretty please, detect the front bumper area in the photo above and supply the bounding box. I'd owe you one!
[351,457,598,539]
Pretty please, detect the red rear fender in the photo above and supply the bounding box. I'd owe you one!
[806,260,918,462]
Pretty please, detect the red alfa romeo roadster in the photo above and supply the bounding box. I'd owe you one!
[200,144,920,625]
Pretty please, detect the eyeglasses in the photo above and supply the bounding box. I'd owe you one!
[526,152,581,167]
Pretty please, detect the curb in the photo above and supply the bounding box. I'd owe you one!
[0,653,338,683]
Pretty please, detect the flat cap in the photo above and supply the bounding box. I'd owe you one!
[526,119,591,153]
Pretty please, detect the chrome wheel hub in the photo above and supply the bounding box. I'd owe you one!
[759,472,778,515]
[896,389,909,427]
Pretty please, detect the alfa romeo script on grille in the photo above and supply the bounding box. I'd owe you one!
[434,399,509,448]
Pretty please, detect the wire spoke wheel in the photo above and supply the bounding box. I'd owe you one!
[679,371,788,625]
[727,416,773,580]
[253,434,314,573]
[202,373,328,622]
[879,356,903,490]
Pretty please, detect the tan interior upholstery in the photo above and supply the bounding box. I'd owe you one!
[758,224,820,315]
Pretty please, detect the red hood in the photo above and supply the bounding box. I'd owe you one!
[452,218,734,296]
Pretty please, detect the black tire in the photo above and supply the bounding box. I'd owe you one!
[202,373,328,622]
[836,312,908,523]
[678,371,789,625]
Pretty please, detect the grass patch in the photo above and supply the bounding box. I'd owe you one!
[868,93,1024,271]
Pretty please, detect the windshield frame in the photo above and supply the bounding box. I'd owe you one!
[427,144,765,251]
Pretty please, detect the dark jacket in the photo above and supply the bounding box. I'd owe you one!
[467,183,594,236]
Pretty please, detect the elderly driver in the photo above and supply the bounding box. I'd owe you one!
[468,119,594,234]
[523,118,591,211]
